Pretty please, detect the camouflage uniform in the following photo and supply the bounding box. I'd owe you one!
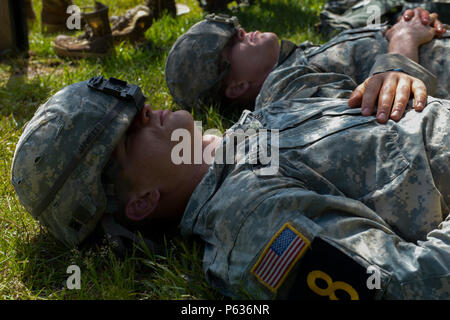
[165,15,449,113]
[181,96,450,300]
[179,22,450,299]
[258,24,449,106]
[318,0,450,36]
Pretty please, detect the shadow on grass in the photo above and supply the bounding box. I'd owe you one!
[13,231,73,298]
[233,0,324,39]
[0,56,52,126]
[14,228,138,299]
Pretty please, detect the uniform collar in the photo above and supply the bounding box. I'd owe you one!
[276,39,298,67]
[180,110,264,237]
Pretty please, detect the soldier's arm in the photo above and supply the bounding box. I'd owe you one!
[348,8,441,123]
[228,189,450,299]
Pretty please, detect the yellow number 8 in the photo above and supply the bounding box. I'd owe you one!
[307,270,359,300]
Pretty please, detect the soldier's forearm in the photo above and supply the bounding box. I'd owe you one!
[387,34,420,63]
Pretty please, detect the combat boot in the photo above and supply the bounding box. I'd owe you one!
[41,0,74,33]
[146,0,177,20]
[53,2,114,58]
[110,5,153,43]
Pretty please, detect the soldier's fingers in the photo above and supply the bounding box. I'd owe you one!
[376,75,398,123]
[390,78,412,121]
[348,82,366,108]
[435,21,446,35]
[361,76,383,116]
[429,13,438,26]
[419,9,430,25]
[403,9,414,21]
[411,79,427,111]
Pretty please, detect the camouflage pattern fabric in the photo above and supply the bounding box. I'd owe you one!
[165,14,240,110]
[180,23,450,299]
[181,96,450,299]
[257,24,449,107]
[318,0,450,36]
[165,12,448,112]
[10,79,141,247]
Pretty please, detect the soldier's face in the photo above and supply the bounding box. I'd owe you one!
[224,27,279,83]
[113,104,196,198]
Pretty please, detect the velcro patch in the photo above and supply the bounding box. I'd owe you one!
[251,223,310,292]
[286,237,378,300]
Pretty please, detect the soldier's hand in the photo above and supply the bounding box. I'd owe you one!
[387,8,437,47]
[401,7,447,37]
[348,72,427,124]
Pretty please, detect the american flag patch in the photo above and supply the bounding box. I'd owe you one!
[251,223,310,292]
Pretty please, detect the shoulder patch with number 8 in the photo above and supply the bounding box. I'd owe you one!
[286,237,378,300]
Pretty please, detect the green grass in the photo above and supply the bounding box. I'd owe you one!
[0,0,327,299]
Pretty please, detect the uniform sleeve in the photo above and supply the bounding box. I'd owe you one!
[224,188,450,299]
[306,27,388,85]
[256,27,443,110]
[308,26,439,93]
[369,53,438,95]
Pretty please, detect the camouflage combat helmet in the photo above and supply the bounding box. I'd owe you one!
[165,13,240,110]
[11,76,146,248]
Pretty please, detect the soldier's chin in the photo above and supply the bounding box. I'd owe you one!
[261,32,280,55]
[262,32,280,66]
[262,32,279,44]
[170,109,195,131]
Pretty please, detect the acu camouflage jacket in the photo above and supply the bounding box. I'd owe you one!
[180,26,450,299]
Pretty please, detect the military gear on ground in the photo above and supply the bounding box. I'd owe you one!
[165,13,240,110]
[110,4,153,43]
[11,76,146,247]
[52,2,114,58]
[318,0,450,37]
[41,0,74,33]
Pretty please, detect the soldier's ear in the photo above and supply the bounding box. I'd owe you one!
[138,104,152,125]
[225,80,249,99]
[125,189,160,221]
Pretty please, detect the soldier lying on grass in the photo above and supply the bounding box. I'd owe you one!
[165,8,449,124]
[11,8,449,299]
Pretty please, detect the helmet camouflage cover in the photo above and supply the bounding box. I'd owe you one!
[165,13,240,110]
[11,76,145,247]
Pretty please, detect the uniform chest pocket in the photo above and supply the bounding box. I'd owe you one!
[277,107,374,149]
[271,106,411,198]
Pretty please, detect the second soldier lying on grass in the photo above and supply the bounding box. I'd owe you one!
[165,8,449,124]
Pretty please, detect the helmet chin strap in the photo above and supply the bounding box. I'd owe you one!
[100,213,161,257]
